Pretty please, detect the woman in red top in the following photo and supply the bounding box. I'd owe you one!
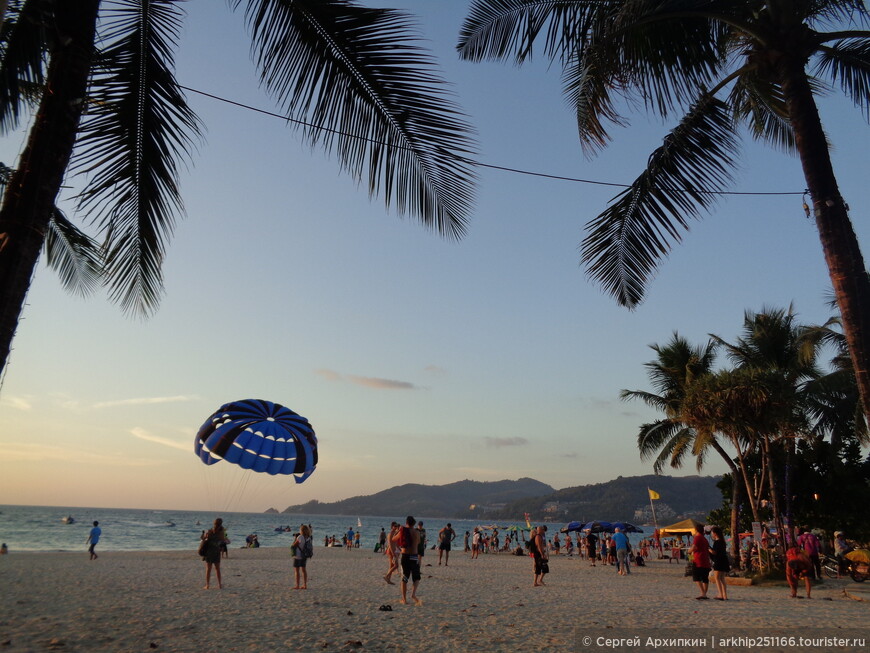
[689,524,712,600]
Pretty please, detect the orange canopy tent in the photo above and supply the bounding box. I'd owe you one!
[659,518,706,536]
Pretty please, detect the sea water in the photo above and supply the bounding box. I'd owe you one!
[0,505,550,553]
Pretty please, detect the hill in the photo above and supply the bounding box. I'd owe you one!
[282,478,554,519]
[498,474,722,523]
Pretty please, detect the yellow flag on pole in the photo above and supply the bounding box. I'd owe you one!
[648,489,661,500]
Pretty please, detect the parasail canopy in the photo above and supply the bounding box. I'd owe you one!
[195,398,318,482]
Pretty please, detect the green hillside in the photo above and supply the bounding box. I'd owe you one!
[282,474,721,523]
[499,474,721,523]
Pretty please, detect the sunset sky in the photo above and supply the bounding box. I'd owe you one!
[1,1,868,513]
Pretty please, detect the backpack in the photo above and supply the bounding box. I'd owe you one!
[303,536,314,559]
[396,526,411,549]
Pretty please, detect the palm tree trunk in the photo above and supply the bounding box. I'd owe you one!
[0,0,100,376]
[779,60,870,422]
[708,438,746,565]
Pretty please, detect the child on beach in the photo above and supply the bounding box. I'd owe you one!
[86,521,101,560]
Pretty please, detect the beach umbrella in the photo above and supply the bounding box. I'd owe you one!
[582,521,612,533]
[195,398,318,482]
[560,521,584,533]
[612,522,644,533]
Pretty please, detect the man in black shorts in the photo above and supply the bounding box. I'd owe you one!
[391,515,422,606]
[438,523,456,566]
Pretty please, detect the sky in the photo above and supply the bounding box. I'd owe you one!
[1,1,869,513]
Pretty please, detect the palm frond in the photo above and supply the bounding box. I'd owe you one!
[72,0,201,316]
[605,0,728,119]
[728,68,797,153]
[238,0,477,239]
[581,95,738,308]
[43,206,103,296]
[0,0,51,132]
[815,38,870,120]
[457,0,614,64]
[563,45,629,155]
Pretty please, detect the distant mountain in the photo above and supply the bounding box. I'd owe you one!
[498,474,722,523]
[282,478,555,519]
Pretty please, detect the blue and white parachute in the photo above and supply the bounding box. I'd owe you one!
[195,399,317,483]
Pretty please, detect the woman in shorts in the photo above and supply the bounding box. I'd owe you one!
[709,526,730,600]
[292,524,311,589]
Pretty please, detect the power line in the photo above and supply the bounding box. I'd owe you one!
[179,84,805,197]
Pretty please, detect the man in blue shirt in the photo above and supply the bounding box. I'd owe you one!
[86,521,102,560]
[612,527,630,575]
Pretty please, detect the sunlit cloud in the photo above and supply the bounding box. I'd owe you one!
[131,427,190,452]
[424,365,446,375]
[315,369,342,382]
[4,442,164,466]
[485,436,529,448]
[1,395,32,411]
[92,395,197,409]
[315,368,419,390]
[347,375,418,390]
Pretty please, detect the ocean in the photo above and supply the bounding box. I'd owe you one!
[0,505,540,553]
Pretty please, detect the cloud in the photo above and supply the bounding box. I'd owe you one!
[562,452,579,459]
[92,395,197,409]
[484,436,529,448]
[315,369,419,390]
[315,369,342,382]
[347,375,418,390]
[131,427,190,452]
[4,442,163,466]
[1,395,32,411]
[424,365,446,375]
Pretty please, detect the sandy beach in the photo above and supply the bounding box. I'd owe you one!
[1,546,868,652]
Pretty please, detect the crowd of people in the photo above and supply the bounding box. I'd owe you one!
[189,516,864,604]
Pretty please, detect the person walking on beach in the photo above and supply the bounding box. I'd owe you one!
[416,521,427,562]
[384,522,399,585]
[438,523,456,566]
[292,524,312,589]
[392,516,422,606]
[586,531,598,566]
[785,544,813,598]
[612,527,630,575]
[797,527,821,580]
[530,525,549,586]
[85,521,101,560]
[709,526,730,600]
[464,531,470,552]
[689,524,712,600]
[201,518,225,590]
[378,527,387,553]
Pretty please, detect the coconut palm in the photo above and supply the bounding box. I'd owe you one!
[709,308,825,543]
[0,0,477,376]
[622,333,747,562]
[457,0,870,417]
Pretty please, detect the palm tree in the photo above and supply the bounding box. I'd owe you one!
[457,0,870,418]
[0,0,477,376]
[709,308,822,543]
[621,333,746,563]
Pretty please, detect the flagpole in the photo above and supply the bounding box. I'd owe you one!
[648,488,659,530]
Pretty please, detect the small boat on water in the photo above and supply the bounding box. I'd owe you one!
[357,517,363,528]
[164,521,176,527]
[61,516,75,524]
